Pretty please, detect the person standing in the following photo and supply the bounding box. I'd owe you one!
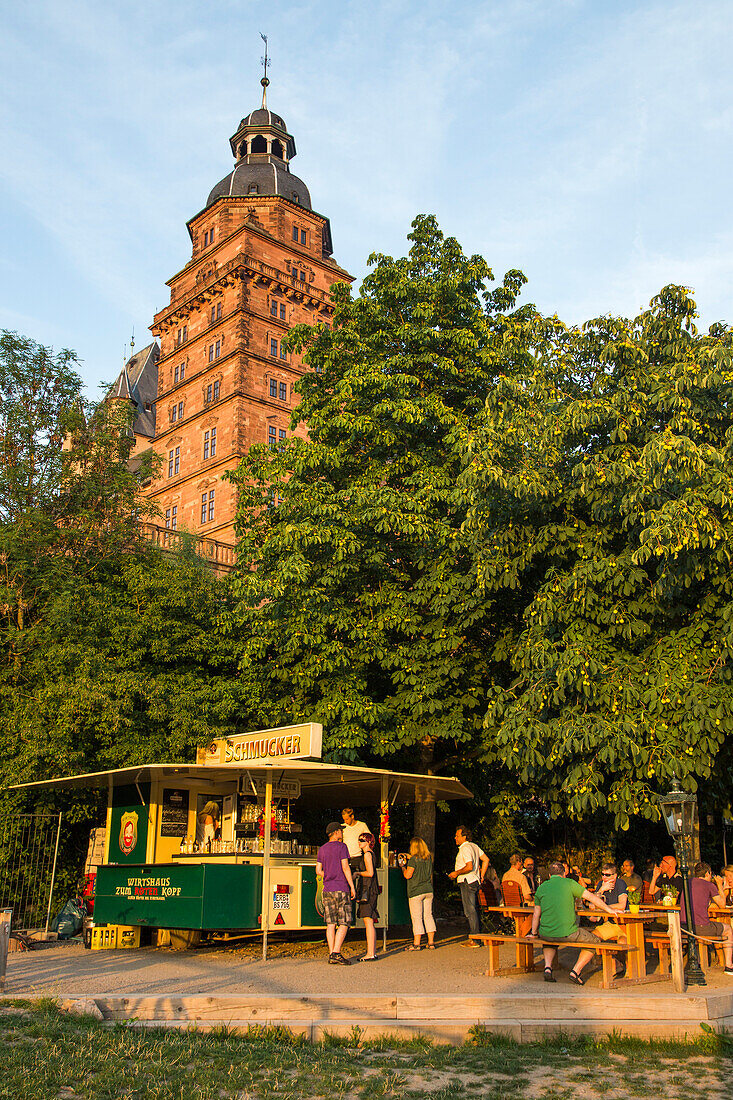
[401,837,436,950]
[528,861,616,985]
[447,826,489,945]
[352,831,380,961]
[341,807,370,865]
[316,822,356,965]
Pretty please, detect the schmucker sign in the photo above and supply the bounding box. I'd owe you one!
[197,722,323,766]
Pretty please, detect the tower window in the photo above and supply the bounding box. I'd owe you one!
[166,505,178,530]
[279,303,286,320]
[279,428,286,444]
[178,400,184,420]
[252,135,267,154]
[280,343,287,360]
[174,362,186,384]
[177,326,187,346]
[279,381,287,402]
[292,193,299,203]
[270,339,278,358]
[248,183,258,194]
[271,140,284,159]
[210,302,222,324]
[205,380,221,404]
[268,425,277,449]
[171,405,177,423]
[292,226,299,242]
[270,378,278,398]
[300,229,307,245]
[201,489,215,524]
[204,428,217,460]
[270,300,278,317]
[300,270,306,282]
[168,446,180,478]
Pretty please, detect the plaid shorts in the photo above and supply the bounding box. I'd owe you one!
[323,891,352,927]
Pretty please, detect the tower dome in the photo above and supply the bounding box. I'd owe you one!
[206,90,311,209]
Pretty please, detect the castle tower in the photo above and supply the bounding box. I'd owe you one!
[143,84,351,548]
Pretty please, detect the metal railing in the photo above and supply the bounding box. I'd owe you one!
[0,813,62,932]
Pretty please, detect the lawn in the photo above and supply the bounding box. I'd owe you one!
[1,999,730,1100]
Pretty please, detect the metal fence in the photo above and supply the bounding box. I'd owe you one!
[0,813,62,931]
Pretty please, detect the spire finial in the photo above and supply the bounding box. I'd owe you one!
[130,327,135,354]
[260,33,270,109]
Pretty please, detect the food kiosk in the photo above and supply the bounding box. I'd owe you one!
[13,723,472,956]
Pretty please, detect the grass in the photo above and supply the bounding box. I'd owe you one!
[0,999,731,1099]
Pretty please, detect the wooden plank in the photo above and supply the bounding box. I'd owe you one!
[667,911,685,993]
[95,995,399,1022]
[0,910,11,992]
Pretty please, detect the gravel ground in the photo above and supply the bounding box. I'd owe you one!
[7,924,728,999]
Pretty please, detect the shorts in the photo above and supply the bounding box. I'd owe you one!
[541,925,600,945]
[323,891,352,927]
[693,920,725,939]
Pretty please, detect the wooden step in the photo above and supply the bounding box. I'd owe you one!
[90,990,732,1025]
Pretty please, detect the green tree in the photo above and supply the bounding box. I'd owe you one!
[228,216,532,842]
[462,286,733,828]
[0,331,83,522]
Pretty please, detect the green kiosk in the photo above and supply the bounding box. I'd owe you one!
[16,723,472,956]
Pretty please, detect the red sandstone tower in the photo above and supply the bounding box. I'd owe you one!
[121,79,351,555]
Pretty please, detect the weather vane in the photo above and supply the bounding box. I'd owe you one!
[260,33,270,107]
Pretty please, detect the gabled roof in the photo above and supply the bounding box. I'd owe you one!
[109,342,159,439]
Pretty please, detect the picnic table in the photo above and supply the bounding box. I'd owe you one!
[480,905,670,986]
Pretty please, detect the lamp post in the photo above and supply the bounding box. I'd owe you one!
[657,779,706,987]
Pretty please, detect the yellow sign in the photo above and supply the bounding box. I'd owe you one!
[119,811,139,855]
[198,723,323,767]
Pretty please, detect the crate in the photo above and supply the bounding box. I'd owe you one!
[115,925,141,949]
[91,925,116,950]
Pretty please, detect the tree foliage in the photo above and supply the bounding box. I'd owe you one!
[228,215,530,768]
[463,287,733,827]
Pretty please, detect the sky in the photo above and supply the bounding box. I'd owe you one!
[1,0,732,393]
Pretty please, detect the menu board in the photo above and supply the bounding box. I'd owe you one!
[160,788,189,838]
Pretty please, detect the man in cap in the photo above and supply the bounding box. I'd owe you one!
[316,821,357,964]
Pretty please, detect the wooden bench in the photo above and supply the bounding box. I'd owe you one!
[470,933,637,990]
[647,930,725,974]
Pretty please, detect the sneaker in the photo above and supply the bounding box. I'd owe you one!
[724,967,733,976]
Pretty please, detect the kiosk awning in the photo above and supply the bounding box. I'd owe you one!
[9,761,472,806]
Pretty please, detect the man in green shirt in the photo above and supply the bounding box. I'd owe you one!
[528,861,616,985]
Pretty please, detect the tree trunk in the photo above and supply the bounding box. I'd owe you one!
[413,740,436,853]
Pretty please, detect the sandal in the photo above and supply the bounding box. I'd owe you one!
[406,944,422,951]
[427,944,436,949]
[568,970,585,986]
[360,955,378,961]
[544,966,556,983]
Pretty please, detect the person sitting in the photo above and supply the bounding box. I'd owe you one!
[528,860,616,985]
[714,865,733,905]
[588,862,629,978]
[564,861,591,889]
[502,853,533,904]
[682,862,733,976]
[649,855,683,901]
[620,858,643,896]
[523,856,539,894]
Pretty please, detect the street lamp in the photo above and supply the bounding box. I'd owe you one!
[657,778,706,987]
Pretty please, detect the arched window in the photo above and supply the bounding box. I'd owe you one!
[251,135,267,154]
[238,142,248,159]
[248,183,258,194]
[271,140,284,159]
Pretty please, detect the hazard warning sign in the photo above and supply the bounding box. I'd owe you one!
[274,912,285,925]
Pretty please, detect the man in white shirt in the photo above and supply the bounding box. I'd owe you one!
[447,826,490,945]
[341,807,370,863]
